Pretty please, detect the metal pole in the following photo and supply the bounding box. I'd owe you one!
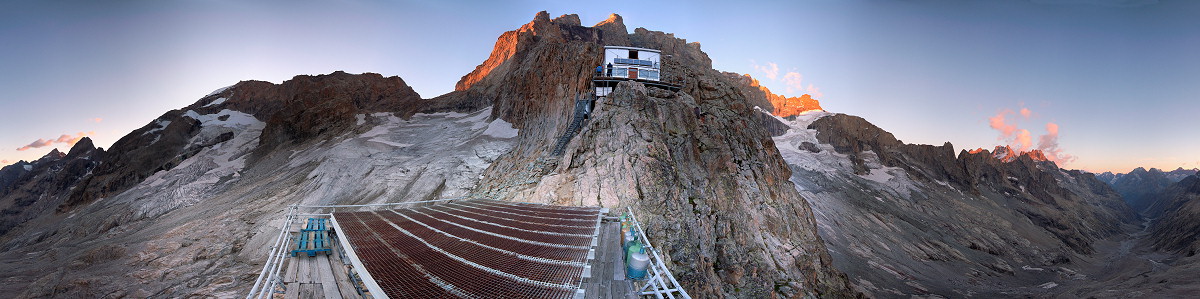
[247,205,297,299]
[627,207,690,299]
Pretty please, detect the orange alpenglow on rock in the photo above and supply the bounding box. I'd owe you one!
[724,73,823,117]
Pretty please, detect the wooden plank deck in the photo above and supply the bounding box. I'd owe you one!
[583,220,637,299]
[281,231,361,299]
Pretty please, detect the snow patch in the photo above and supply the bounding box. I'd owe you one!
[142,119,171,136]
[206,85,233,97]
[859,169,895,184]
[1037,282,1058,289]
[183,109,260,128]
[124,109,265,217]
[203,97,227,107]
[355,114,366,126]
[368,138,413,148]
[482,118,519,139]
[23,165,32,171]
[281,105,517,205]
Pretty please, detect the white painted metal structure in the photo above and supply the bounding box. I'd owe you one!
[597,46,665,97]
[626,207,692,299]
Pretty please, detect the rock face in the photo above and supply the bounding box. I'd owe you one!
[774,112,1138,297]
[456,12,856,297]
[0,140,103,236]
[725,72,823,118]
[61,71,422,212]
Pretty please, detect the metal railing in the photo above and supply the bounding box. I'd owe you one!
[246,205,299,299]
[626,207,691,299]
[245,197,464,299]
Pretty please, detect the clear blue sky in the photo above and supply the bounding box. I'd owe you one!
[2,0,1197,173]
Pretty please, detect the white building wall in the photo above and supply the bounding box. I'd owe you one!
[602,46,662,82]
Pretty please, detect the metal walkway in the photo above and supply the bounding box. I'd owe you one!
[248,200,691,299]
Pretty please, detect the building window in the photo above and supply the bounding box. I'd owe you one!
[629,50,638,59]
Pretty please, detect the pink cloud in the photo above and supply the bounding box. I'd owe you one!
[783,72,803,94]
[988,109,1018,137]
[15,132,92,151]
[752,61,780,80]
[1037,122,1076,164]
[987,108,1075,165]
[806,84,824,98]
[1015,129,1033,152]
[1,159,9,164]
[16,139,54,151]
[91,118,103,123]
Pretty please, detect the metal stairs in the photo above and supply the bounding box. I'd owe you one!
[552,94,596,156]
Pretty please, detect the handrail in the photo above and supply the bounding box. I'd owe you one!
[294,197,463,209]
[246,196,472,298]
[246,205,298,299]
[626,206,691,299]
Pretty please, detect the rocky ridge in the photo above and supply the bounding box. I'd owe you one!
[774,112,1139,297]
[724,72,823,118]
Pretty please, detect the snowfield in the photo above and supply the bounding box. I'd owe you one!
[113,106,518,219]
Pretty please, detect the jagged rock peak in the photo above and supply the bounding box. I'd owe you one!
[551,13,580,26]
[967,145,1051,163]
[454,11,605,91]
[593,13,630,46]
[595,13,624,28]
[724,72,823,117]
[36,148,65,163]
[66,137,97,157]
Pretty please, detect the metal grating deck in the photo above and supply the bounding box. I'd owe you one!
[332,199,602,298]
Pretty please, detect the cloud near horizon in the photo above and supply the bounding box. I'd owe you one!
[751,61,779,80]
[782,72,803,94]
[1037,122,1077,164]
[751,61,824,98]
[987,107,1076,165]
[16,132,93,151]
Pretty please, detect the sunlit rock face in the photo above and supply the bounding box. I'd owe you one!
[724,72,823,118]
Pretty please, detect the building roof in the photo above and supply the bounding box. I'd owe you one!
[603,45,662,53]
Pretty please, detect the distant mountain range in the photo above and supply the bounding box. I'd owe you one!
[1097,167,1199,211]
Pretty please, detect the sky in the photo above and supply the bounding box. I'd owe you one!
[1,0,1197,173]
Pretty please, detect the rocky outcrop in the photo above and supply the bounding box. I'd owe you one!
[60,71,421,211]
[726,73,823,117]
[776,112,1140,296]
[809,114,1134,254]
[454,12,857,297]
[592,13,630,47]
